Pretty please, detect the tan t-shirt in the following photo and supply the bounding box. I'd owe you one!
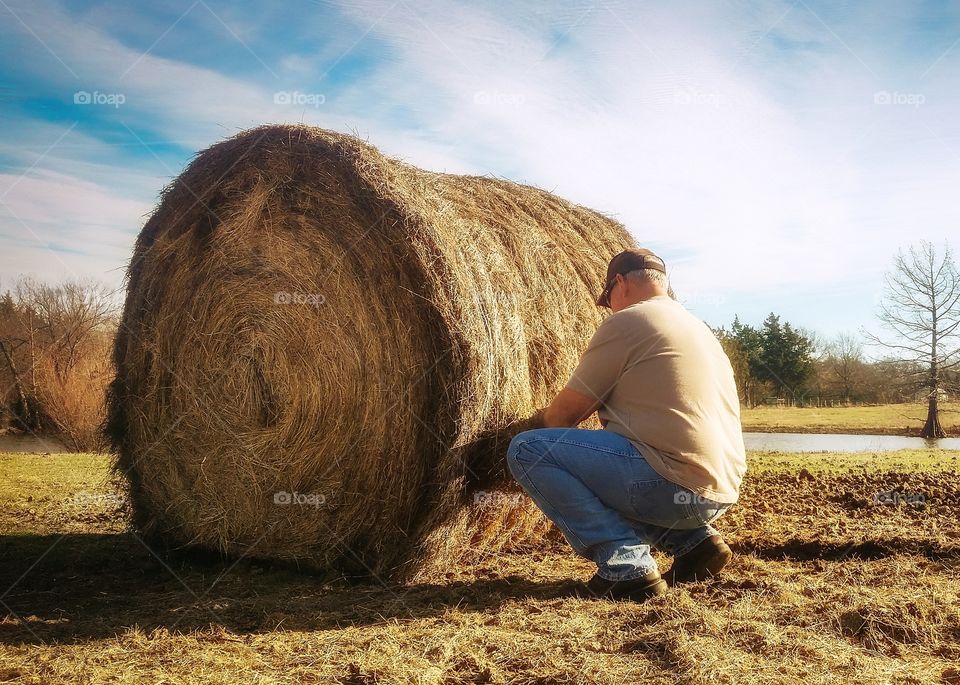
[564,295,746,503]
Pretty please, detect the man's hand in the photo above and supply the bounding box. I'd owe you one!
[543,387,602,428]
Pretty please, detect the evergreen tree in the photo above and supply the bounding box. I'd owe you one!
[757,313,815,401]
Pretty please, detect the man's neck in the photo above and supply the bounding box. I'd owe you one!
[622,286,668,308]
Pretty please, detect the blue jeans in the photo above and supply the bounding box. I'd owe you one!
[507,428,731,581]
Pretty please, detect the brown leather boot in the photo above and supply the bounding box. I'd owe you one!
[576,570,668,602]
[665,535,732,586]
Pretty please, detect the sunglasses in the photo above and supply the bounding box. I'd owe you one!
[598,273,623,307]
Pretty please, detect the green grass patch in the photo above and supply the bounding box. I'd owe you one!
[0,452,122,534]
[740,402,960,435]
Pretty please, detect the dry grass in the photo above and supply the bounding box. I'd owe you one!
[105,123,636,582]
[34,338,114,453]
[2,449,959,684]
[740,402,960,436]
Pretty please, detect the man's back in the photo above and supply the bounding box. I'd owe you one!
[565,294,746,503]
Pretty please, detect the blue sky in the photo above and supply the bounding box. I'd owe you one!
[1,0,958,343]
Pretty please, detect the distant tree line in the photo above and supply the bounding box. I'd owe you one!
[714,240,958,439]
[714,315,939,407]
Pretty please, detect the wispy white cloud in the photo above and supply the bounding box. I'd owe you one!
[321,0,960,333]
[0,167,152,287]
[326,1,859,283]
[0,169,150,233]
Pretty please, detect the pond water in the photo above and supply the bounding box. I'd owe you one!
[0,433,69,454]
[742,432,960,452]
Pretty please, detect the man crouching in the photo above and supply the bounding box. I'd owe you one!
[507,248,746,602]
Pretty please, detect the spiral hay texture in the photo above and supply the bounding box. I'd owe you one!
[106,124,637,581]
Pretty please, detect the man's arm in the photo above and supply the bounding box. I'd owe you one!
[543,387,602,428]
[538,314,627,429]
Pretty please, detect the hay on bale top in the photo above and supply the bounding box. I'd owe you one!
[106,123,638,581]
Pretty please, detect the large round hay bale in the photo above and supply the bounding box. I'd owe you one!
[106,124,637,581]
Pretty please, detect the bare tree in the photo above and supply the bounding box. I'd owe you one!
[0,291,39,430]
[825,332,867,402]
[0,277,118,449]
[15,277,115,384]
[865,241,960,438]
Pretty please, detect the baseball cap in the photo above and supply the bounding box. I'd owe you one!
[595,248,667,307]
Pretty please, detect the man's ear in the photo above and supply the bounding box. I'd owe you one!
[614,273,627,300]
